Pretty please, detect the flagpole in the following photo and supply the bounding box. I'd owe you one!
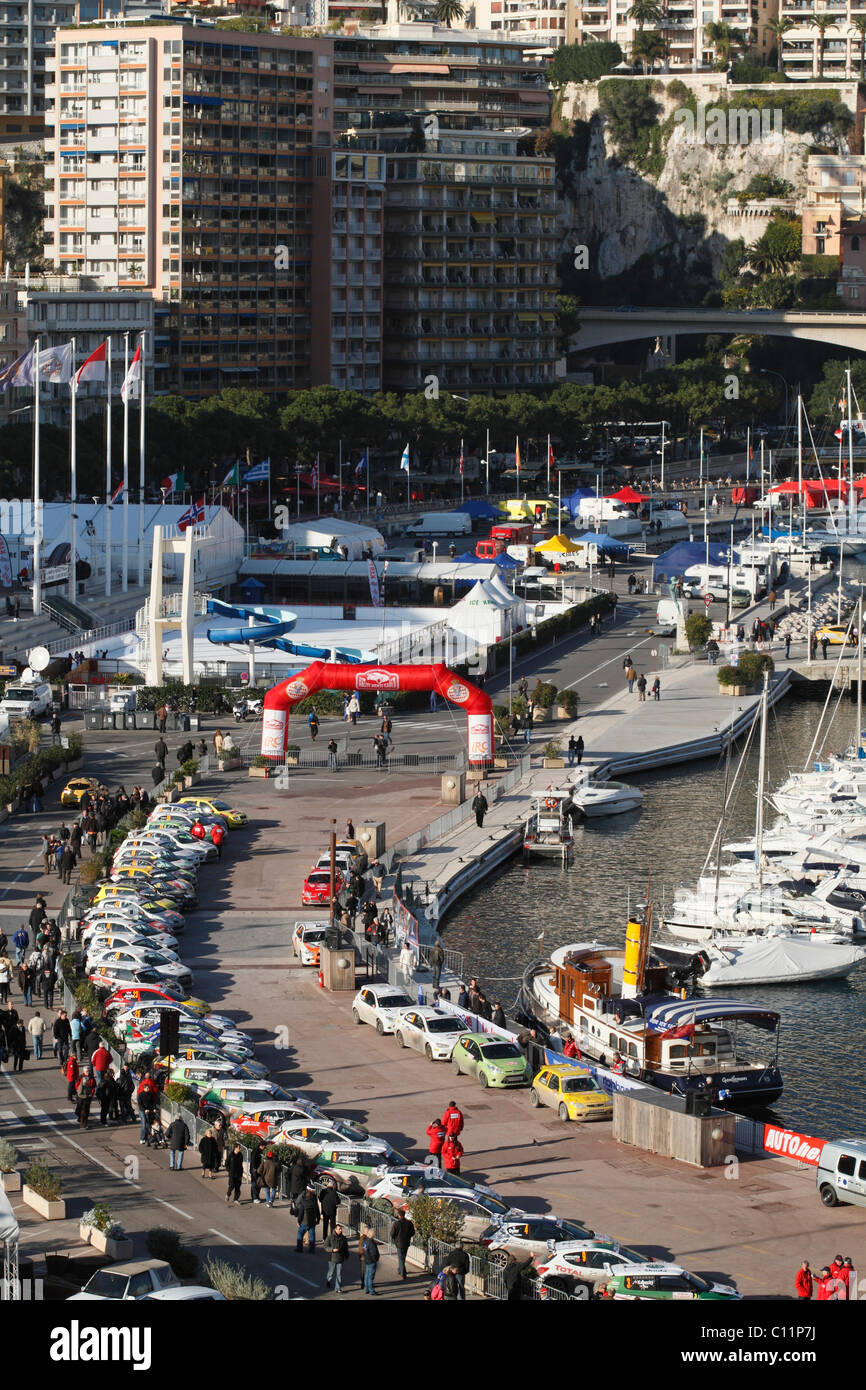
[338,440,343,511]
[138,332,146,589]
[460,437,464,507]
[406,447,410,508]
[122,332,129,592]
[32,335,41,619]
[547,432,551,494]
[316,451,320,516]
[267,458,271,519]
[515,436,519,499]
[105,336,112,597]
[69,337,77,604]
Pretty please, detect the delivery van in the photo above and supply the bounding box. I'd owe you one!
[490,522,533,547]
[405,511,472,537]
[578,497,636,526]
[502,498,562,524]
[683,564,755,603]
[653,599,685,635]
[816,1139,866,1209]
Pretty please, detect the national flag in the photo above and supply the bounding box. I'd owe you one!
[548,439,555,472]
[110,479,124,505]
[458,441,464,477]
[368,559,382,607]
[749,445,754,461]
[515,439,521,473]
[74,340,107,387]
[659,1022,695,1041]
[160,470,185,498]
[835,418,866,440]
[221,462,240,487]
[244,458,270,483]
[120,342,142,403]
[177,497,205,531]
[0,350,31,393]
[400,444,410,473]
[355,449,368,478]
[310,456,319,491]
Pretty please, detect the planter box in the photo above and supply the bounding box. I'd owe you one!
[22,1185,66,1220]
[183,774,200,788]
[218,758,242,771]
[159,788,179,803]
[532,707,551,723]
[0,1170,21,1193]
[89,1228,133,1259]
[720,685,757,697]
[248,765,271,778]
[63,758,84,774]
[555,706,578,721]
[79,1221,92,1244]
[493,758,509,770]
[542,758,566,769]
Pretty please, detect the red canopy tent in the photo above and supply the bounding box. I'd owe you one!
[607,485,650,504]
[768,480,809,494]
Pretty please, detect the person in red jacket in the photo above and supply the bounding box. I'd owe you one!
[64,1053,80,1103]
[562,1035,580,1060]
[441,1101,464,1137]
[829,1255,849,1299]
[426,1117,446,1168]
[795,1259,812,1300]
[815,1267,833,1300]
[210,823,225,860]
[91,1042,111,1091]
[191,818,206,840]
[441,1134,464,1173]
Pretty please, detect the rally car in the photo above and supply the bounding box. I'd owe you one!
[393,1007,469,1061]
[300,868,345,906]
[268,1118,400,1191]
[177,796,247,828]
[291,920,329,966]
[351,983,415,1035]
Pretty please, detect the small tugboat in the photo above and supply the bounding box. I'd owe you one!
[522,789,574,865]
[521,906,783,1109]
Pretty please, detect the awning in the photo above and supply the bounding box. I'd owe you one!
[645,1000,780,1032]
[519,91,550,103]
[517,313,537,322]
[389,63,449,74]
[471,211,495,222]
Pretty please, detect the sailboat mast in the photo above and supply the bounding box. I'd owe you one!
[797,393,804,549]
[848,367,856,534]
[858,592,863,749]
[755,671,769,890]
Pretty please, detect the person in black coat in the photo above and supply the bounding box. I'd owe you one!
[295,1186,320,1253]
[198,1129,219,1179]
[225,1144,245,1204]
[115,1064,136,1121]
[319,1183,339,1240]
[289,1156,308,1211]
[249,1141,264,1203]
[99,1069,117,1125]
[447,1245,470,1299]
[10,1020,27,1071]
[390,1213,416,1281]
[324,1224,350,1294]
[503,1254,533,1300]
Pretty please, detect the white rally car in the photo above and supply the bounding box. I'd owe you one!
[268,1118,398,1192]
[291,920,330,967]
[393,1006,469,1061]
[351,983,415,1035]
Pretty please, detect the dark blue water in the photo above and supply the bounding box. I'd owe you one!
[444,692,865,1136]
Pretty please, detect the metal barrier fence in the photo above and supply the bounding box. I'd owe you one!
[47,617,137,657]
[214,743,468,774]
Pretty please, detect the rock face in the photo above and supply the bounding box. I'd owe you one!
[558,79,834,279]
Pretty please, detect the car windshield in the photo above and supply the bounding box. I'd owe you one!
[686,1272,712,1292]
[426,1018,463,1033]
[82,1271,130,1298]
[306,873,331,884]
[380,994,412,1008]
[481,1044,521,1060]
[562,1077,600,1094]
[303,930,327,943]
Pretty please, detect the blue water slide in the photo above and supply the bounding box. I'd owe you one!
[205,600,363,664]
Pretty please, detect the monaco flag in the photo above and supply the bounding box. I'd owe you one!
[121,342,142,403]
[75,340,107,387]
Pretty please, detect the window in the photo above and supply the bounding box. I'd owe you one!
[837,1154,856,1177]
[852,236,861,251]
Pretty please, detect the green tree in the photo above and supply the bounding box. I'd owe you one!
[408,1193,465,1263]
[767,15,794,71]
[704,21,748,66]
[685,612,714,650]
[850,15,866,77]
[554,294,581,354]
[626,0,662,30]
[810,13,837,78]
[548,40,623,84]
[632,29,666,73]
[432,0,465,25]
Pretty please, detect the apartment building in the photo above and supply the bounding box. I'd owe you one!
[563,0,781,69]
[332,22,558,393]
[801,153,866,257]
[475,0,567,48]
[0,0,76,139]
[779,1,866,80]
[44,22,334,397]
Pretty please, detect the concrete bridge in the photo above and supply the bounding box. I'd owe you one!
[573,306,866,354]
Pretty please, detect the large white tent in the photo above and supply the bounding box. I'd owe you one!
[446,578,510,643]
[277,519,385,561]
[484,573,527,626]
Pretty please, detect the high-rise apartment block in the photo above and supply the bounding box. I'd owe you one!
[0,0,76,139]
[561,0,782,69]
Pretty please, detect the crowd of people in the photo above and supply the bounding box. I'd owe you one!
[796,1255,856,1301]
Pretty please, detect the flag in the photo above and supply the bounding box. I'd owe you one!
[400,444,410,473]
[177,497,205,531]
[244,458,270,483]
[515,439,521,473]
[74,340,107,386]
[835,418,866,440]
[659,1022,695,1041]
[749,445,754,461]
[0,535,11,588]
[0,350,31,393]
[120,342,142,403]
[160,470,185,498]
[548,439,555,472]
[355,449,368,478]
[459,442,464,477]
[13,343,74,386]
[221,462,240,487]
[310,457,319,491]
[110,479,124,504]
[368,559,382,607]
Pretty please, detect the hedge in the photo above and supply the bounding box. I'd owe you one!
[717,651,774,687]
[0,730,84,805]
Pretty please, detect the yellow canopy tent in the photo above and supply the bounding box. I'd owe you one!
[534,533,580,554]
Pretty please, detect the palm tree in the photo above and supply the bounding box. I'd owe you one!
[704,20,748,67]
[632,29,666,73]
[767,15,794,72]
[433,0,466,25]
[626,0,662,31]
[810,13,837,78]
[850,15,866,77]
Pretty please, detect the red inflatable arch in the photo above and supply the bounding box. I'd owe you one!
[261,661,495,765]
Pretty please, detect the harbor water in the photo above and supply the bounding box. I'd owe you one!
[444,689,866,1137]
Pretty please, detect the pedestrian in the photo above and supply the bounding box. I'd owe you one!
[288,1154,308,1212]
[504,1253,534,1300]
[447,1245,470,1299]
[154,736,168,768]
[64,1053,80,1102]
[116,1063,136,1122]
[428,939,445,989]
[308,708,319,741]
[213,729,224,760]
[821,635,829,661]
[199,1128,218,1179]
[27,1010,46,1060]
[319,1182,339,1240]
[53,1009,71,1066]
[472,788,488,828]
[429,690,438,713]
[567,735,577,767]
[829,1254,849,1299]
[136,1071,159,1143]
[391,1211,416,1280]
[262,1149,280,1206]
[225,1143,244,1204]
[0,957,10,1005]
[398,939,415,982]
[426,1116,446,1168]
[327,737,338,771]
[651,677,660,701]
[296,1185,320,1252]
[815,1266,835,1300]
[325,1223,350,1293]
[249,1142,264,1203]
[76,1069,96,1128]
[157,704,168,734]
[60,844,74,884]
[563,1033,581,1059]
[810,631,818,660]
[211,1115,227,1171]
[625,664,636,694]
[374,733,386,767]
[636,673,647,702]
[795,1259,813,1300]
[10,1019,26,1071]
[91,1040,111,1092]
[346,817,355,840]
[99,1068,117,1125]
[347,693,360,725]
[210,822,225,859]
[784,632,791,659]
[166,1113,190,1170]
[360,1226,379,1294]
[40,833,52,875]
[12,926,28,965]
[442,1134,464,1173]
[768,588,777,612]
[575,735,584,766]
[492,1001,506,1027]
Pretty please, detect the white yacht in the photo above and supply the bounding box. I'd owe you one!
[655,927,866,987]
[568,773,643,818]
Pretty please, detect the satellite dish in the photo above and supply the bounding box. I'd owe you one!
[29,646,51,673]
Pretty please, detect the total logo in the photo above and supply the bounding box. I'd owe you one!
[445,681,469,704]
[285,679,309,700]
[356,669,400,691]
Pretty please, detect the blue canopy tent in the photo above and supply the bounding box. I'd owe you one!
[651,541,729,582]
[458,499,504,520]
[566,487,595,520]
[572,531,630,556]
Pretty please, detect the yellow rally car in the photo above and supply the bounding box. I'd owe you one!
[529,1064,614,1123]
[61,777,100,807]
[93,885,181,914]
[816,624,858,648]
[177,796,247,829]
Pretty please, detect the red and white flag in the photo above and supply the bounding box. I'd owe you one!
[110,479,124,504]
[75,340,107,387]
[121,342,142,403]
[178,497,205,532]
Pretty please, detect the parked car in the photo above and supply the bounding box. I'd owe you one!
[300,868,345,905]
[351,983,415,1034]
[534,1239,648,1292]
[451,1034,532,1089]
[603,1264,741,1300]
[68,1260,179,1301]
[480,1214,597,1267]
[529,1065,613,1122]
[393,1007,469,1061]
[291,920,329,966]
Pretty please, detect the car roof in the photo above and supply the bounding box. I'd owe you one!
[365,983,411,996]
[93,1260,174,1277]
[543,1063,594,1076]
[609,1263,683,1277]
[408,1006,451,1019]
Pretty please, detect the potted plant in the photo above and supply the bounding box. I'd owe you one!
[249,754,272,778]
[284,744,301,767]
[180,758,200,788]
[542,739,565,769]
[22,1156,65,1220]
[80,1203,133,1259]
[0,1137,20,1192]
[555,689,579,721]
[717,651,773,696]
[530,681,557,724]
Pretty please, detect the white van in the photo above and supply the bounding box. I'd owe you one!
[683,564,755,603]
[578,498,635,526]
[0,680,52,719]
[653,599,685,635]
[816,1139,866,1209]
[404,511,472,537]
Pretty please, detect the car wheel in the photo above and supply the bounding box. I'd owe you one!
[479,1071,489,1088]
[396,1032,406,1048]
[820,1183,839,1208]
[529,1089,541,1108]
[319,1173,338,1190]
[488,1249,508,1270]
[558,1103,570,1122]
[375,1018,384,1035]
[425,1044,435,1061]
[351,1008,361,1025]
[452,1057,462,1075]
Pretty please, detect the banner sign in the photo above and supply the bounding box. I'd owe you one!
[368,560,382,608]
[763,1124,826,1166]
